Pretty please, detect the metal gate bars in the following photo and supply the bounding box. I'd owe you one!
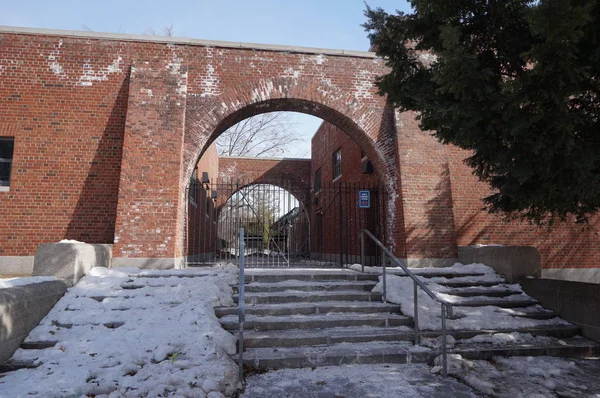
[183,179,387,268]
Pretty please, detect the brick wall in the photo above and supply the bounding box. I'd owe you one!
[447,145,600,270]
[1,27,597,274]
[186,143,219,259]
[310,122,390,261]
[0,29,400,267]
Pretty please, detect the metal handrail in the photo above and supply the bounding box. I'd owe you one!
[238,228,246,382]
[359,229,453,377]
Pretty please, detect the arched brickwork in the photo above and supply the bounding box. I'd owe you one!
[217,157,311,209]
[178,77,406,263]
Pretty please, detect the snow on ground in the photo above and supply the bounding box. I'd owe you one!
[370,263,569,331]
[0,276,57,289]
[0,265,240,398]
[241,363,478,398]
[349,262,498,276]
[438,354,600,397]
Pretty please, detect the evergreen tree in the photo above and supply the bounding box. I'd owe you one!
[364,0,600,224]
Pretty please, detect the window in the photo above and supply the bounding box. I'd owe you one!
[315,168,321,192]
[332,149,342,180]
[189,170,197,204]
[360,149,367,159]
[0,138,14,189]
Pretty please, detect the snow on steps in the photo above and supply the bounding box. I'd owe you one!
[218,266,600,371]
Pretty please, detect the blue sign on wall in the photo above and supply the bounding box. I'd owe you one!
[358,190,370,209]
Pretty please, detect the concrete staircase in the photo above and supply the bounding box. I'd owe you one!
[215,268,600,370]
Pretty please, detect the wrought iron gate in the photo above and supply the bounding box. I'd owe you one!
[183,180,386,268]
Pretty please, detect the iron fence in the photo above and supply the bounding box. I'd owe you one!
[183,180,387,268]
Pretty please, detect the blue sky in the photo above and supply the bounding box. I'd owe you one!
[0,0,411,157]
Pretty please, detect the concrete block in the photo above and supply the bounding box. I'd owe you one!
[521,278,600,343]
[0,280,70,362]
[0,256,34,276]
[458,246,541,283]
[33,243,112,285]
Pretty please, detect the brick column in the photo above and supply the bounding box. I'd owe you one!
[113,63,188,268]
[396,111,458,267]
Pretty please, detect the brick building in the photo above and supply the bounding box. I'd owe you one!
[0,26,598,282]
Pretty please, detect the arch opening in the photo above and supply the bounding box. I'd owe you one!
[180,81,402,267]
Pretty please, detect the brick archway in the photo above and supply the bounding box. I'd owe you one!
[178,77,403,263]
[182,77,397,185]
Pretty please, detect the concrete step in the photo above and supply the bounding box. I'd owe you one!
[215,301,401,317]
[220,312,413,331]
[242,336,600,370]
[242,324,582,349]
[441,288,523,298]
[237,281,378,293]
[243,342,428,370]
[20,341,58,350]
[0,360,40,373]
[451,298,538,308]
[398,272,488,280]
[244,326,413,348]
[507,310,558,320]
[245,271,378,283]
[434,280,502,288]
[453,336,600,361]
[234,291,383,305]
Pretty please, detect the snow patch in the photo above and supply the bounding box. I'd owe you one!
[0,266,239,397]
[367,262,570,330]
[59,239,86,244]
[0,276,57,289]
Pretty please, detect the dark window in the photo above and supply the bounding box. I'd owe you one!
[332,149,342,180]
[189,170,197,203]
[0,138,14,188]
[315,168,322,192]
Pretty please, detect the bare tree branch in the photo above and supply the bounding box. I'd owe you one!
[145,24,175,37]
[216,112,303,158]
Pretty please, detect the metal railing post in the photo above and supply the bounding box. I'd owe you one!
[382,251,387,302]
[413,280,420,345]
[359,229,453,378]
[360,230,365,273]
[238,228,245,382]
[441,303,447,377]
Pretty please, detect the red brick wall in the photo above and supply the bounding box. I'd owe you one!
[1,28,597,272]
[186,143,219,258]
[310,122,389,259]
[0,34,129,256]
[0,30,402,264]
[395,111,458,264]
[447,145,600,270]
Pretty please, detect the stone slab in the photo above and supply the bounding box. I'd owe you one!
[0,256,34,276]
[0,280,70,362]
[542,268,600,284]
[111,257,183,270]
[33,243,112,285]
[458,246,541,283]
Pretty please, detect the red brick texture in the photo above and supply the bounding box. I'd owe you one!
[310,121,393,257]
[0,29,598,271]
